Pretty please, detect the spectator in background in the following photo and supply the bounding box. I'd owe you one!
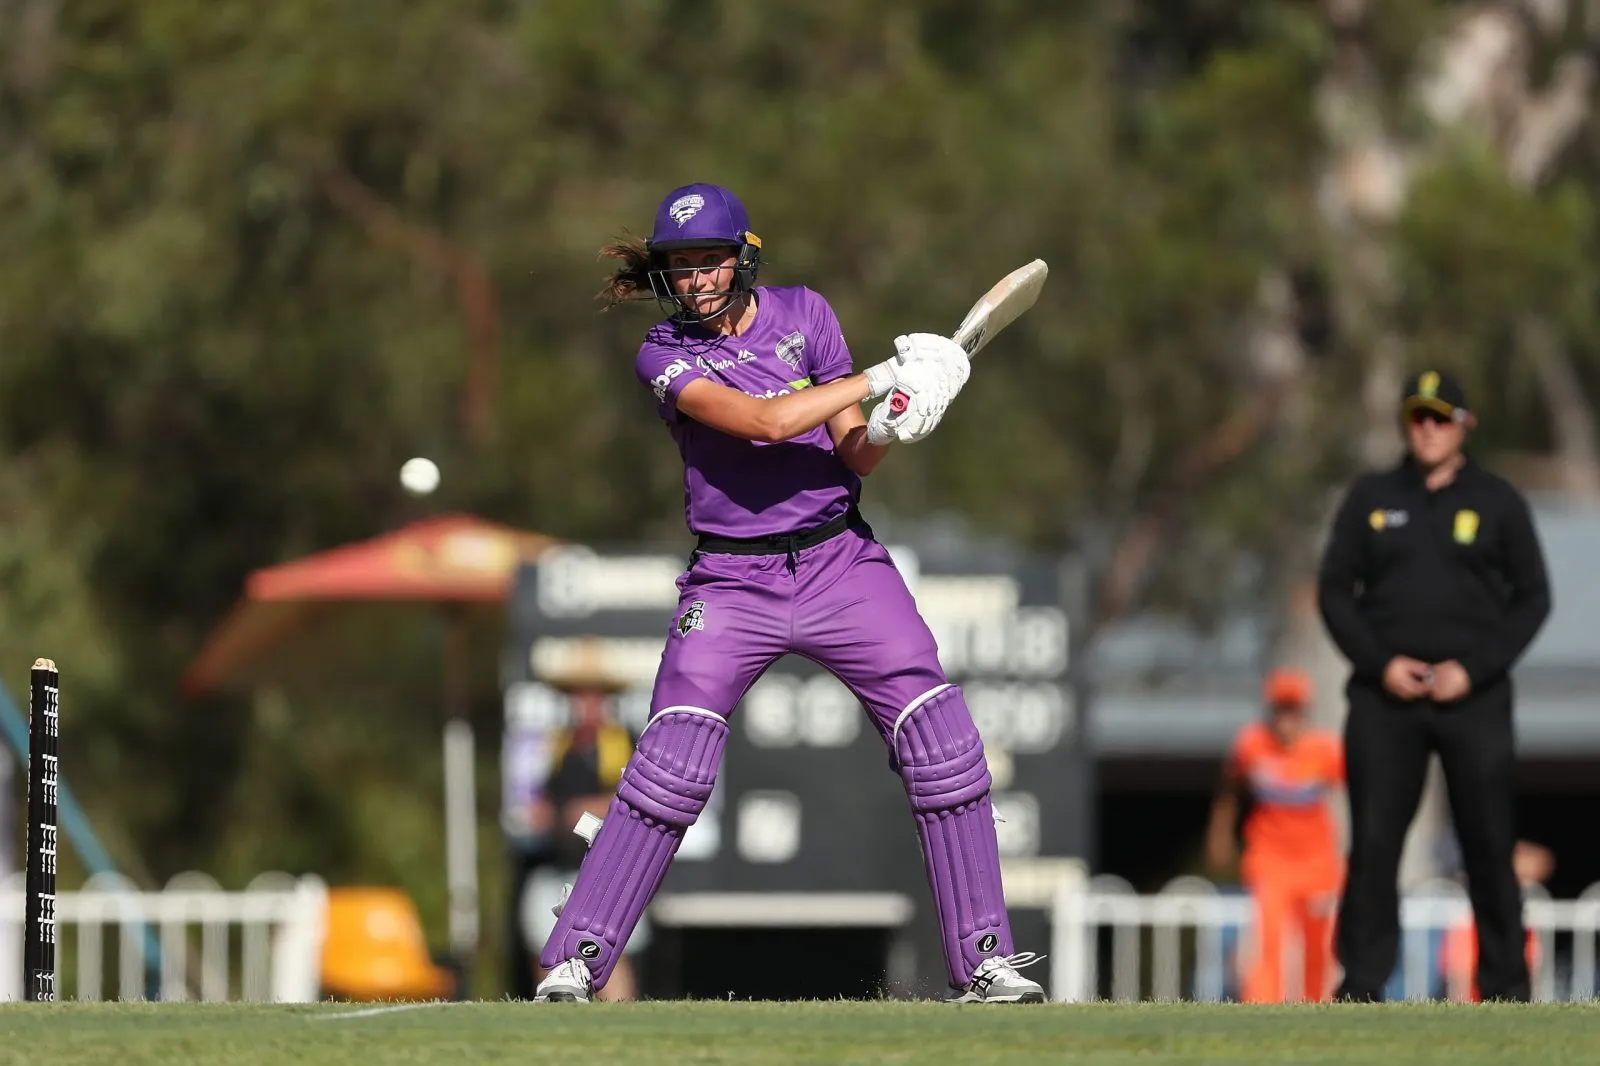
[518,673,646,1002]
[1439,839,1552,1002]
[502,689,560,1001]
[1207,667,1345,1003]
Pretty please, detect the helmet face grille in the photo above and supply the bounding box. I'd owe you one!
[647,241,762,326]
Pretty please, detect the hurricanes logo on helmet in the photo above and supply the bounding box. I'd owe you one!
[669,194,705,227]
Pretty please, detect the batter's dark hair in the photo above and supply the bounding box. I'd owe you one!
[598,233,654,308]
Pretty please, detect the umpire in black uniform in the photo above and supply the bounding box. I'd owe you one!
[1317,370,1551,1002]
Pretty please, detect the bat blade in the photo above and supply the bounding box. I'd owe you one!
[951,259,1048,358]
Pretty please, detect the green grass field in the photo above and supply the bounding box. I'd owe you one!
[1,1001,1598,1065]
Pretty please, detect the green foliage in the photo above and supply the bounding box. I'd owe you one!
[1395,149,1599,452]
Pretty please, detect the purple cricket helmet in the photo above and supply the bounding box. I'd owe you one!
[645,183,763,325]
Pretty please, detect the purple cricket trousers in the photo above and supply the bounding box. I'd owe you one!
[539,524,1015,991]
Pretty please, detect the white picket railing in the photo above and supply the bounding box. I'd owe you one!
[0,870,327,1002]
[1048,874,1600,1003]
[13,864,1600,1003]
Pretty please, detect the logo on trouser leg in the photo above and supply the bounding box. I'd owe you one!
[977,933,998,954]
[676,600,706,637]
[577,939,602,961]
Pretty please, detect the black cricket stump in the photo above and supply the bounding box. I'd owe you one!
[24,657,59,1002]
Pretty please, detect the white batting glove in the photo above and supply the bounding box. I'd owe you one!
[865,382,953,445]
[863,333,972,400]
[865,396,898,445]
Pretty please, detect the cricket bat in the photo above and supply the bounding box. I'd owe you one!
[951,258,1049,359]
[889,259,1048,413]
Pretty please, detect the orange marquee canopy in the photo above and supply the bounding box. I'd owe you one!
[181,513,558,698]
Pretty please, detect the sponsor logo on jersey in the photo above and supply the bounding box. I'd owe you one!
[651,358,694,401]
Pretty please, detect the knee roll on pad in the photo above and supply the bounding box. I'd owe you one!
[894,686,993,812]
[539,709,728,985]
[617,709,725,827]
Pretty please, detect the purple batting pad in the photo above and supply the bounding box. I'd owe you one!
[895,686,1014,987]
[539,708,728,986]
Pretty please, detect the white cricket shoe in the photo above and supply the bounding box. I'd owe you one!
[534,958,593,1003]
[951,952,1047,1004]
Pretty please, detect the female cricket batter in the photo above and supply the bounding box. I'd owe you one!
[535,183,1045,1004]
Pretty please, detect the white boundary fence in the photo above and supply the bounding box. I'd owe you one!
[10,865,1600,1003]
[1048,874,1600,1003]
[0,870,327,1002]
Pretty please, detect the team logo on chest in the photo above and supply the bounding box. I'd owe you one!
[676,600,707,637]
[776,331,806,370]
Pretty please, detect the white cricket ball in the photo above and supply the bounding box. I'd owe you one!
[399,457,440,496]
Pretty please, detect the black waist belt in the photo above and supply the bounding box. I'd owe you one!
[694,507,871,559]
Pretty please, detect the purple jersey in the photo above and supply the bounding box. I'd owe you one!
[634,286,860,539]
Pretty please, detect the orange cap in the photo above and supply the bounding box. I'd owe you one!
[1263,667,1313,709]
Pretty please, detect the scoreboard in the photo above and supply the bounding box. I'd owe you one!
[501,543,1092,994]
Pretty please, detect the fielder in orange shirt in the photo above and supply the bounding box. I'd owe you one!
[1207,667,1345,1003]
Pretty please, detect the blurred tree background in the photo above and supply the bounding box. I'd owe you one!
[1,0,1597,991]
